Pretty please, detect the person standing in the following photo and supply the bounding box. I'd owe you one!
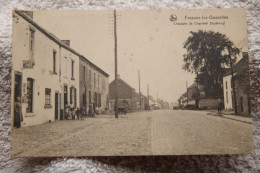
[88,102,93,117]
[65,105,69,120]
[14,97,23,128]
[93,101,96,116]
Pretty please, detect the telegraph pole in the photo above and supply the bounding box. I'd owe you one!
[114,10,118,118]
[138,69,141,109]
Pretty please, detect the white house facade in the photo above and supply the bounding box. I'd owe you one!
[223,75,234,110]
[12,11,80,127]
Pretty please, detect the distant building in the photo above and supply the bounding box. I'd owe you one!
[180,83,203,108]
[109,76,139,111]
[148,96,156,109]
[161,102,170,109]
[178,82,220,109]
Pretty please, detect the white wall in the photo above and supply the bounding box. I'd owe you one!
[223,75,233,110]
[60,48,80,110]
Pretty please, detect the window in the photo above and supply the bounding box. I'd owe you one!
[89,70,91,86]
[94,73,96,88]
[98,75,100,89]
[98,93,101,107]
[64,85,68,105]
[45,88,51,107]
[53,50,57,74]
[70,87,73,104]
[226,91,228,103]
[102,78,106,90]
[83,66,86,81]
[71,60,74,79]
[26,78,34,112]
[29,28,35,60]
[74,88,77,108]
[225,81,227,89]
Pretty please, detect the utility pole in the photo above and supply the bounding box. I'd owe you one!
[114,10,118,118]
[138,69,141,109]
[228,46,237,114]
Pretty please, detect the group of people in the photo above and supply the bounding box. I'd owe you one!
[88,101,97,117]
[64,105,84,120]
[64,102,98,120]
[14,98,99,128]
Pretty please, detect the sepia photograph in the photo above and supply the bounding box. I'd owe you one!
[11,8,254,157]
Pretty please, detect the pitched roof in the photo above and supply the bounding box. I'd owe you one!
[224,55,249,77]
[110,77,135,90]
[187,82,203,90]
[15,10,109,77]
[187,83,197,89]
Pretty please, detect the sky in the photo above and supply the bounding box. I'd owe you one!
[33,8,248,103]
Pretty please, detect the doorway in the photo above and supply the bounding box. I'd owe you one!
[55,92,59,120]
[14,73,22,128]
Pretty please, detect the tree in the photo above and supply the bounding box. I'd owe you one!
[183,30,240,98]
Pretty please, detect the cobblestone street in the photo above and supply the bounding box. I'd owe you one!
[11,110,254,157]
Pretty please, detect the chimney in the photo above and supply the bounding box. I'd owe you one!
[61,40,70,47]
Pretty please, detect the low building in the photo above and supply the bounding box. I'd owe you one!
[141,94,149,110]
[181,83,203,108]
[148,96,156,109]
[178,82,219,110]
[109,76,139,111]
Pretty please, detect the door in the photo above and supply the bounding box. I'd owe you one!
[64,85,68,107]
[14,74,22,127]
[55,92,59,120]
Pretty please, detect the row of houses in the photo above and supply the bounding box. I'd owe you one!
[12,10,109,127]
[178,52,251,116]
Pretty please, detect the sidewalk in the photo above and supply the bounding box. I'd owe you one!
[205,110,252,124]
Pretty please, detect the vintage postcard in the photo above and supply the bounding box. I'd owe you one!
[11,8,254,157]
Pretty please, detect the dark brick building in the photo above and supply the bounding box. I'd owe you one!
[109,77,139,111]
